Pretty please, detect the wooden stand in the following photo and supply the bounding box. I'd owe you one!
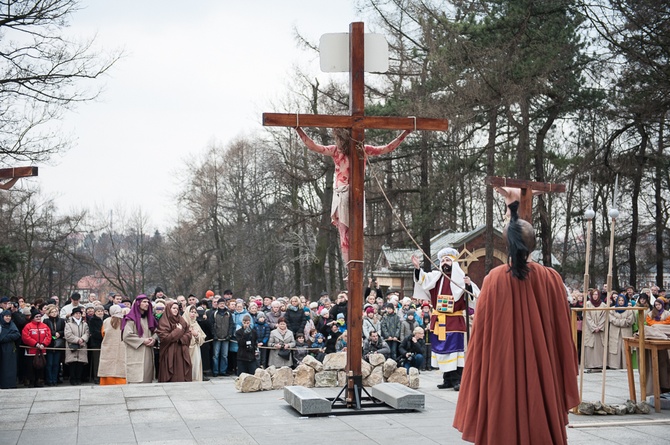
[624,336,670,413]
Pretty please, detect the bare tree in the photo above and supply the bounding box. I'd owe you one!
[0,0,119,164]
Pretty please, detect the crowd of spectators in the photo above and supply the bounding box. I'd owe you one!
[0,280,436,389]
[567,284,670,377]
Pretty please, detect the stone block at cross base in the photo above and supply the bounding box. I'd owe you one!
[271,366,294,389]
[383,358,398,379]
[368,353,386,367]
[363,366,383,387]
[315,370,339,387]
[323,352,347,370]
[254,368,273,391]
[387,367,409,386]
[371,382,425,410]
[293,364,315,388]
[284,385,332,415]
[235,373,261,392]
[302,355,324,372]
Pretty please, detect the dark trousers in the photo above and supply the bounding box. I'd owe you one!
[237,359,258,376]
[45,351,60,384]
[70,362,84,384]
[25,355,44,386]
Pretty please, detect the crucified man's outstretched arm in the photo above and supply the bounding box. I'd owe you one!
[0,177,20,190]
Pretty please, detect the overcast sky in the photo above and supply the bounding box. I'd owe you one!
[33,1,368,230]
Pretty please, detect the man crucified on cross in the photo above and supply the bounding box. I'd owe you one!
[295,127,411,264]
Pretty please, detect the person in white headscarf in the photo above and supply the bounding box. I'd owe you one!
[412,247,480,390]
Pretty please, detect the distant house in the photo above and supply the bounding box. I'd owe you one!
[373,226,508,296]
[372,225,561,297]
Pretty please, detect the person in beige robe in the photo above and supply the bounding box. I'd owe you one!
[122,295,158,383]
[98,305,128,385]
[583,288,607,370]
[608,295,634,369]
[184,305,206,381]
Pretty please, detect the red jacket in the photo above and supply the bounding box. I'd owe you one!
[21,320,52,355]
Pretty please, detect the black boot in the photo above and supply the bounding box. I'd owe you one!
[452,367,463,391]
[437,371,453,389]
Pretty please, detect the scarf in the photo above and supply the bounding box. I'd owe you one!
[73,317,82,326]
[588,292,602,307]
[615,296,629,314]
[0,309,11,328]
[122,294,157,337]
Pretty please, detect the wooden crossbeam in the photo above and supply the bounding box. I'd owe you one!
[486,175,565,222]
[263,113,449,132]
[0,166,38,179]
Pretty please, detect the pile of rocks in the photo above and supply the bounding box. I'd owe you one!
[235,352,420,393]
[577,400,650,415]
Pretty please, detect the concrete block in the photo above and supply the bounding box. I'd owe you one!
[283,385,332,415]
[371,382,424,410]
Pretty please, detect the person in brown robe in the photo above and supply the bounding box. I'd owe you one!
[453,200,579,445]
[157,301,192,382]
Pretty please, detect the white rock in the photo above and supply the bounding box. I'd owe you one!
[255,368,272,391]
[387,367,409,385]
[235,373,261,392]
[361,359,373,378]
[315,370,339,387]
[369,353,386,367]
[301,355,324,372]
[363,366,383,387]
[323,352,347,371]
[293,364,316,388]
[383,358,398,379]
[271,366,294,390]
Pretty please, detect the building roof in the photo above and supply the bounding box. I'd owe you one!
[375,245,415,272]
[376,225,561,270]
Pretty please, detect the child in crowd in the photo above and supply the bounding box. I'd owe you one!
[293,333,309,366]
[311,333,326,362]
[255,313,271,368]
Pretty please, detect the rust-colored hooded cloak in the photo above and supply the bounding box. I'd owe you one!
[157,302,192,382]
[453,262,579,444]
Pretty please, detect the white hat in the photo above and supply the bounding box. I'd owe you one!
[437,247,459,260]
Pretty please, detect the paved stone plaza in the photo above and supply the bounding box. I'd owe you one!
[0,369,668,445]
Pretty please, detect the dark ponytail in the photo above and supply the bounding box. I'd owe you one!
[506,201,531,280]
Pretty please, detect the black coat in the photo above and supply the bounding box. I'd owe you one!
[44,316,66,349]
[88,316,104,348]
[0,318,21,389]
[324,329,341,354]
[284,308,306,337]
[234,328,258,362]
[399,334,426,356]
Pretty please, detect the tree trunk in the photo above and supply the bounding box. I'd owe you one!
[656,115,665,287]
[629,123,648,287]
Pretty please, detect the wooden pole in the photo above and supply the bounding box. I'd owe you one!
[602,217,616,403]
[569,419,670,428]
[583,217,593,303]
[345,22,364,408]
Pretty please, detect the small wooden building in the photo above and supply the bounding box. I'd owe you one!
[372,226,508,296]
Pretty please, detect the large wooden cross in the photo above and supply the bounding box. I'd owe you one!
[486,176,565,222]
[0,167,38,190]
[263,22,448,408]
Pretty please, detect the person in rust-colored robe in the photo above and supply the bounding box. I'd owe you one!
[453,201,579,445]
[157,301,192,382]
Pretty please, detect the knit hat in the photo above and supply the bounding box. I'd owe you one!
[205,290,214,298]
[320,309,329,316]
[309,302,318,309]
[365,306,375,314]
[386,302,395,310]
[256,312,266,321]
[30,307,41,320]
[107,305,121,319]
[71,307,83,316]
[336,313,345,320]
